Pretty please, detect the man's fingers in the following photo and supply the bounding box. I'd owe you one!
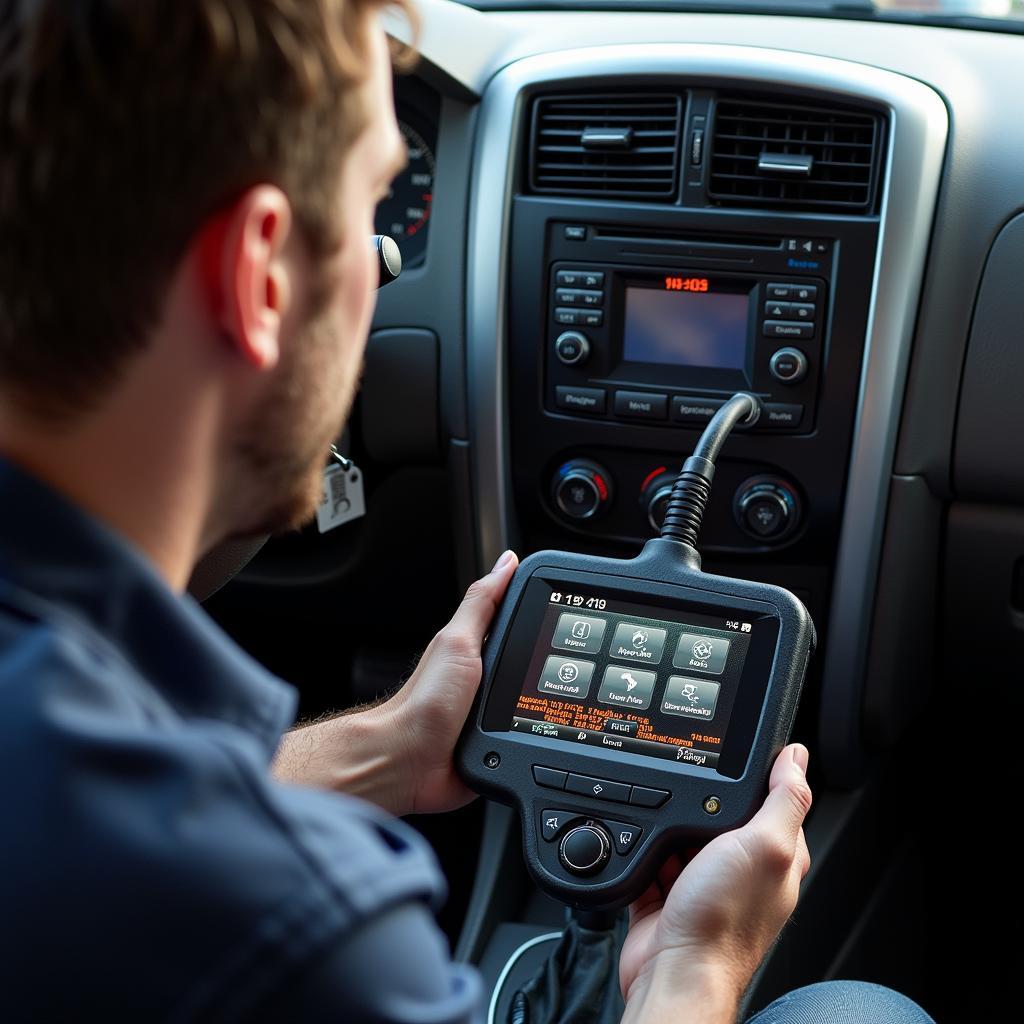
[435,551,519,664]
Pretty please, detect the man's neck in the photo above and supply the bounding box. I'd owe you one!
[0,365,224,594]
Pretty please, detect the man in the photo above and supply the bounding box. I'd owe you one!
[0,2,932,1022]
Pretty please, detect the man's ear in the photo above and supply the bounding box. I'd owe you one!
[202,186,294,371]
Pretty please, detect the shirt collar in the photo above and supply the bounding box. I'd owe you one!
[0,456,296,754]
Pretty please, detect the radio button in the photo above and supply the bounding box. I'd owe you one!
[556,270,583,287]
[556,386,606,414]
[764,300,792,320]
[763,320,814,340]
[630,785,670,808]
[533,766,568,790]
[764,403,804,428]
[671,396,726,424]
[581,310,604,328]
[554,307,582,326]
[614,390,668,421]
[565,774,632,804]
[769,348,808,385]
[789,302,816,320]
[555,288,604,307]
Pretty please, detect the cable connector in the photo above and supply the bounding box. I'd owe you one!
[659,393,760,555]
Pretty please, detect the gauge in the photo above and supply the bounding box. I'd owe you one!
[375,121,435,269]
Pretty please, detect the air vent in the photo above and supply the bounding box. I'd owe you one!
[530,93,682,200]
[708,97,883,212]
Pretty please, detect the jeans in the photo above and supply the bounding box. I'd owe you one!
[746,982,936,1024]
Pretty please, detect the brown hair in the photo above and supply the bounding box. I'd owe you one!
[0,0,410,423]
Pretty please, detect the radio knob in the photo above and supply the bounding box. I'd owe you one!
[735,477,801,542]
[769,347,808,385]
[559,824,611,876]
[552,459,613,521]
[554,331,591,367]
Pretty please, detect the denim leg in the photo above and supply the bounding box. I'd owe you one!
[745,981,936,1024]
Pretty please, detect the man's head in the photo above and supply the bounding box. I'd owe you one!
[0,0,408,547]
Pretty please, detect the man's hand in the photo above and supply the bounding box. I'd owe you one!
[272,550,518,816]
[619,744,812,1024]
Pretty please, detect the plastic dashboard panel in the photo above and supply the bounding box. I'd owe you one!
[462,43,947,786]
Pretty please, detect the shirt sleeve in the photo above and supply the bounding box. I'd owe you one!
[247,902,484,1024]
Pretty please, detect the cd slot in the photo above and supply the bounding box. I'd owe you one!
[593,227,782,250]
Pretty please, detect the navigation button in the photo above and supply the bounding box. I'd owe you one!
[672,396,726,425]
[609,622,667,665]
[556,386,606,415]
[605,719,639,737]
[566,774,632,804]
[551,612,608,655]
[673,632,731,674]
[598,665,657,711]
[537,655,596,700]
[540,809,571,842]
[662,676,722,721]
[630,786,670,808]
[533,766,568,790]
[614,391,668,421]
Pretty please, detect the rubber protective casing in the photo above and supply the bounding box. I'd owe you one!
[457,537,815,909]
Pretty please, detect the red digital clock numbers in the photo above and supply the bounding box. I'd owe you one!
[664,276,710,293]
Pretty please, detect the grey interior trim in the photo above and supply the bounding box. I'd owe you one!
[463,44,948,784]
[486,931,562,1024]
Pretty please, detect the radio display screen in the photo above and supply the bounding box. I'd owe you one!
[482,577,780,778]
[622,280,751,372]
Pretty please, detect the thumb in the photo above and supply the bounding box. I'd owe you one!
[745,744,813,854]
[440,551,519,660]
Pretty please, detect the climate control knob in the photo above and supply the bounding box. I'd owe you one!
[639,470,678,533]
[559,824,611,877]
[552,459,613,521]
[734,476,801,543]
[554,330,591,367]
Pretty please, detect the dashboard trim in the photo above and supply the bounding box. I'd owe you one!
[465,43,948,784]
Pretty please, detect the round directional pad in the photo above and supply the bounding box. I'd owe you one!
[558,824,611,876]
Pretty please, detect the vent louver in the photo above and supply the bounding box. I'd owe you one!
[708,97,883,212]
[529,93,682,200]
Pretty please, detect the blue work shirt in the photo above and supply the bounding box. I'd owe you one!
[0,458,482,1022]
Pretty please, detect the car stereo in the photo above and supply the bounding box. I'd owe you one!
[547,245,830,434]
[458,395,815,909]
